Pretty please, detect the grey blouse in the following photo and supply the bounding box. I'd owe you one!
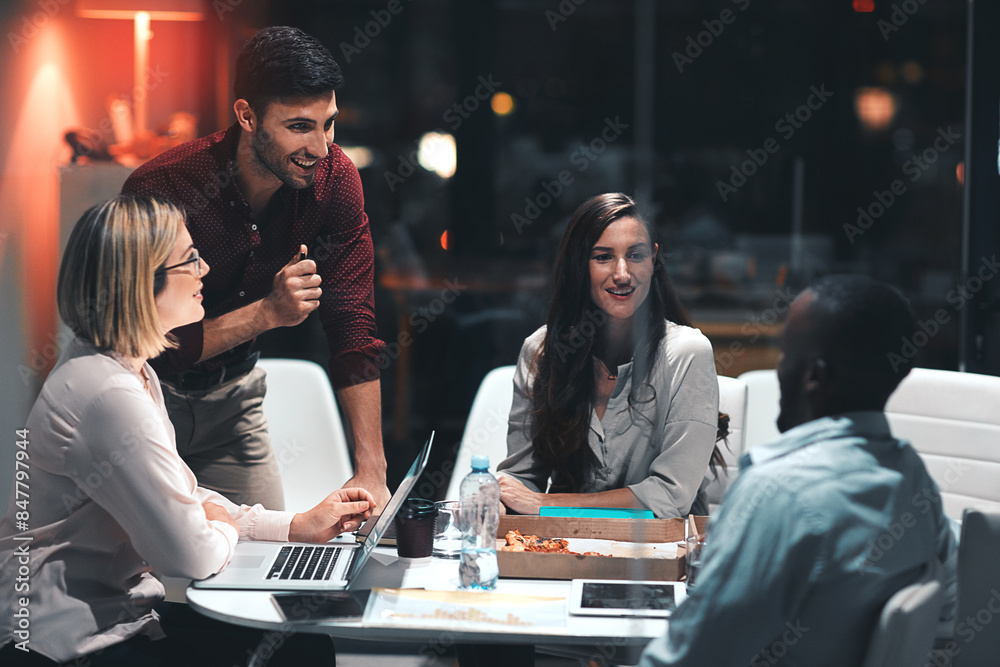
[497,322,719,518]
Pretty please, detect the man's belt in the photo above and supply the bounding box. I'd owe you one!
[170,351,261,391]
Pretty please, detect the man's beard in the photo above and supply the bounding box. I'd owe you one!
[250,126,313,190]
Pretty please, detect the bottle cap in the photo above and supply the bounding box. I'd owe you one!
[471,455,490,470]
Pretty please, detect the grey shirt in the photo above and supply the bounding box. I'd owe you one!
[497,322,719,518]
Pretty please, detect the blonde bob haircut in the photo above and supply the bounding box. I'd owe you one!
[58,195,185,360]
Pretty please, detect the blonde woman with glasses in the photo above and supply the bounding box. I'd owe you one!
[0,195,371,666]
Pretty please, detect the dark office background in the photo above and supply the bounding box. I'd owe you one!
[2,0,993,495]
[250,0,972,490]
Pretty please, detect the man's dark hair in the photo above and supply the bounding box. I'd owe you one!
[804,274,916,405]
[234,26,344,116]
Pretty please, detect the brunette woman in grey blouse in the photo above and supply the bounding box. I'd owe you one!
[497,193,722,518]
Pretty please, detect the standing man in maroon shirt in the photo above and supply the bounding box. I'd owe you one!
[122,26,391,511]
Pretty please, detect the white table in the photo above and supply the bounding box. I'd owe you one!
[186,547,670,664]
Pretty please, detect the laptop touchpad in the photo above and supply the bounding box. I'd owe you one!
[229,555,266,569]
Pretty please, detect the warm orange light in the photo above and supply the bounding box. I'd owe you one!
[854,87,897,132]
[491,92,515,116]
[901,61,924,84]
[78,2,204,140]
[440,230,449,250]
[134,12,151,135]
[0,23,81,384]
[956,161,965,186]
[77,8,202,19]
[77,0,204,21]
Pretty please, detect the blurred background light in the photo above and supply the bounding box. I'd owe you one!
[490,91,514,116]
[854,86,897,132]
[901,61,925,83]
[340,145,374,170]
[417,131,457,179]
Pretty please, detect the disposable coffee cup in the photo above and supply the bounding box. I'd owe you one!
[395,498,436,559]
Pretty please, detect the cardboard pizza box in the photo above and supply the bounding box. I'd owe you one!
[495,515,707,581]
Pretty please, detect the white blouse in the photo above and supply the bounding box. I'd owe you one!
[498,321,719,518]
[0,338,294,662]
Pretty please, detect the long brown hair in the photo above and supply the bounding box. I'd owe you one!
[529,193,695,492]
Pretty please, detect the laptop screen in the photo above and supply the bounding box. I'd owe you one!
[348,433,435,579]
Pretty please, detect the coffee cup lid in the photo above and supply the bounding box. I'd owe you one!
[398,498,436,519]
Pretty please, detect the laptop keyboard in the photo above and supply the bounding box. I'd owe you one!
[266,545,344,581]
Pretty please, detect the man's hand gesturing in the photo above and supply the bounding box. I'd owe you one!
[263,244,322,328]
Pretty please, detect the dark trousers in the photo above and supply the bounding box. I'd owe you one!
[0,603,336,667]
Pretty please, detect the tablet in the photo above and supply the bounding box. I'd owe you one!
[271,590,371,623]
[568,579,683,618]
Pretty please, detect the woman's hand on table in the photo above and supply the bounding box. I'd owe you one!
[289,488,375,543]
[202,501,239,532]
[498,474,543,515]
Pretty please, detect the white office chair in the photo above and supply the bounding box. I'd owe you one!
[447,368,750,507]
[861,567,944,667]
[160,358,354,603]
[258,358,354,513]
[885,368,1000,519]
[445,365,516,500]
[952,509,1000,667]
[738,369,781,454]
[702,376,748,510]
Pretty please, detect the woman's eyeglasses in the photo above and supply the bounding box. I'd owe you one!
[156,249,201,275]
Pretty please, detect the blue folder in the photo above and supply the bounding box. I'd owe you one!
[539,506,655,519]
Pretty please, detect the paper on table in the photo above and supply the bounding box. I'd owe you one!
[563,538,684,559]
[364,588,567,631]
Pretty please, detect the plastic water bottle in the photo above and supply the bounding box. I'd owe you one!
[458,455,500,590]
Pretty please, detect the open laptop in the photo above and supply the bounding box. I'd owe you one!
[193,433,434,591]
